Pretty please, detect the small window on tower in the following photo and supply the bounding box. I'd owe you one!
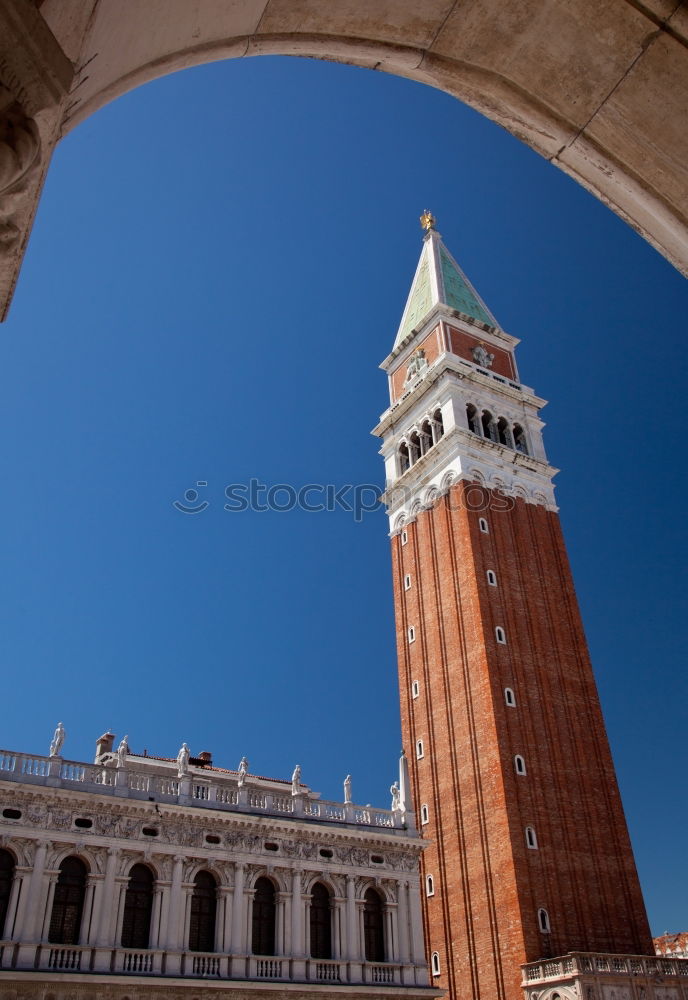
[401,530,408,546]
[486,569,497,586]
[495,626,506,644]
[431,952,441,977]
[514,755,527,776]
[466,403,480,435]
[538,908,551,933]
[408,626,416,643]
[526,826,538,849]
[412,680,420,699]
[479,518,489,534]
[426,874,435,897]
[416,739,424,760]
[404,574,412,590]
[504,687,516,707]
[514,424,529,455]
[421,804,429,825]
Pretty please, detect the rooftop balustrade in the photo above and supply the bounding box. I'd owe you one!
[0,750,408,833]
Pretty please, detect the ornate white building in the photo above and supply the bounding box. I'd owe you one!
[0,731,439,1000]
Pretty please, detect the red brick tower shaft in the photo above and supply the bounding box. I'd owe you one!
[373,216,652,1000]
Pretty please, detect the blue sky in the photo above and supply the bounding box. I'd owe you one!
[2,56,686,935]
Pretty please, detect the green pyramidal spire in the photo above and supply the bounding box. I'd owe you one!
[393,214,498,350]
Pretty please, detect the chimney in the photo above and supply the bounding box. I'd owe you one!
[95,731,115,763]
[198,751,212,766]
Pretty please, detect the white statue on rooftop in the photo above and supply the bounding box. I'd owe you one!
[237,757,249,787]
[344,774,352,804]
[49,722,65,758]
[177,742,190,777]
[116,735,129,768]
[291,764,302,796]
[390,781,401,812]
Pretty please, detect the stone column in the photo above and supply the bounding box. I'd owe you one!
[290,869,305,978]
[95,848,119,945]
[93,847,119,971]
[82,874,99,945]
[332,898,343,961]
[384,902,397,962]
[180,885,194,952]
[396,880,410,967]
[15,840,48,967]
[112,877,129,948]
[6,866,28,940]
[163,855,184,975]
[155,880,171,952]
[38,873,57,941]
[229,862,246,977]
[407,878,425,963]
[217,885,232,953]
[345,875,362,980]
[275,891,286,956]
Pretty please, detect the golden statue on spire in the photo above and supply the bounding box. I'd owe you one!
[420,210,436,231]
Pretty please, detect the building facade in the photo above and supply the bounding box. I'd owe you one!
[0,734,439,999]
[372,214,677,1000]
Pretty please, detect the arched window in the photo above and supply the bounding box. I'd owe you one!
[495,626,507,644]
[432,408,444,441]
[409,432,421,466]
[538,907,551,933]
[252,877,276,956]
[398,442,410,474]
[0,850,15,938]
[416,739,424,760]
[408,626,416,643]
[426,874,435,897]
[309,882,332,959]
[121,864,154,950]
[513,424,529,454]
[189,871,217,953]
[481,410,496,441]
[526,826,538,849]
[486,569,497,586]
[504,687,516,707]
[420,420,433,456]
[48,857,87,945]
[514,755,527,776]
[363,888,385,962]
[420,804,429,825]
[466,403,480,435]
[431,951,441,976]
[478,517,489,533]
[497,416,513,447]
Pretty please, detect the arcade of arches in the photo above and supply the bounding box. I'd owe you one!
[0,0,687,320]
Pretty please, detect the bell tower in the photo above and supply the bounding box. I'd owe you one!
[373,214,652,1000]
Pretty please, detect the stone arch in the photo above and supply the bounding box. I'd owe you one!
[440,471,456,493]
[357,877,395,904]
[2,2,687,321]
[49,845,94,873]
[186,861,227,887]
[246,868,287,893]
[423,486,440,508]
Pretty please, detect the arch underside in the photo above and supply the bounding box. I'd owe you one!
[1,0,687,319]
